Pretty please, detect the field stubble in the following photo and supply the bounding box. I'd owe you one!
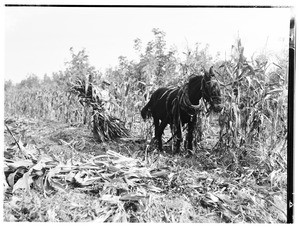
[3,115,287,223]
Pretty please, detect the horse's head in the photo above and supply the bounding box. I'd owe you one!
[202,66,223,113]
[187,66,223,112]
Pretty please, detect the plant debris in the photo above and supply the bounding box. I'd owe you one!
[3,117,287,223]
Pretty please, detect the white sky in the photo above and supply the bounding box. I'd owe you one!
[5,6,291,83]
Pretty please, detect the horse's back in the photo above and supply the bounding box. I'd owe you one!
[150,87,170,100]
[149,87,178,121]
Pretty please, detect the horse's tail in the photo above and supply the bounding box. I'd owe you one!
[141,100,152,120]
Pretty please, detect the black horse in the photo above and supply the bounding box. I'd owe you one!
[141,66,223,153]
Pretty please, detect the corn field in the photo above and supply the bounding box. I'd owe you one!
[4,32,289,223]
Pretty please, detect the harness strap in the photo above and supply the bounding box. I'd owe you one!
[165,87,179,119]
[160,76,210,144]
[178,81,203,115]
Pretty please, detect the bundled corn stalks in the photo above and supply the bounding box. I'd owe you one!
[69,76,129,142]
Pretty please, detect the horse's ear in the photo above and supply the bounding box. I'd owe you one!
[209,66,215,76]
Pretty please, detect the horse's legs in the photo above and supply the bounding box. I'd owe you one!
[156,118,168,151]
[174,123,182,154]
[170,122,175,152]
[153,118,162,150]
[186,117,197,150]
